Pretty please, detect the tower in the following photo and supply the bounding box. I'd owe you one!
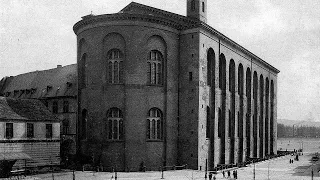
[187,0,207,23]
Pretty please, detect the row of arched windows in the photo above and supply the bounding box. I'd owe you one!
[79,49,164,86]
[208,49,276,157]
[81,108,163,141]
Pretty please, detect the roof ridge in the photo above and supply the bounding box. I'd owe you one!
[120,1,197,24]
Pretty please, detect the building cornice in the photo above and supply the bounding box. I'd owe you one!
[73,13,199,35]
[200,22,280,74]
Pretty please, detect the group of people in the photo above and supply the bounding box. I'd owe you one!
[222,170,238,179]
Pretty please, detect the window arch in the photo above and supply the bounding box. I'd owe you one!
[107,108,124,140]
[107,49,124,84]
[147,108,163,140]
[147,50,163,85]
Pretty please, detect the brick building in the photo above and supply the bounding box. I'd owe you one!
[74,0,279,171]
[0,64,77,165]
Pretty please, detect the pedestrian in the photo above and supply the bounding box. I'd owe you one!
[233,170,235,179]
[227,170,230,178]
[209,172,212,180]
[222,171,225,178]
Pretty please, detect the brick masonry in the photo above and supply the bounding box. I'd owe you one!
[74,0,279,171]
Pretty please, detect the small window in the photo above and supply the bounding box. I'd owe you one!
[46,124,53,138]
[189,72,193,81]
[52,101,58,114]
[27,123,34,138]
[191,0,196,11]
[202,2,205,12]
[63,101,69,113]
[62,119,69,135]
[5,123,13,139]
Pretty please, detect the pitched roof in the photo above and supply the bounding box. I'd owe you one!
[0,64,77,99]
[74,2,279,73]
[0,97,59,121]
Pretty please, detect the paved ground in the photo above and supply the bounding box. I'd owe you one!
[15,152,320,180]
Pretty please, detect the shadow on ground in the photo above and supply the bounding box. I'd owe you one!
[292,153,320,177]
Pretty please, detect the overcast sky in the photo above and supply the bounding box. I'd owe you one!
[1,0,320,121]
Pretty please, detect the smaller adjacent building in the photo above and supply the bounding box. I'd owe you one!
[0,64,77,164]
[0,97,60,172]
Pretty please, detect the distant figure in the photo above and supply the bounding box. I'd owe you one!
[227,171,230,178]
[222,171,225,178]
[233,170,236,179]
[208,172,212,180]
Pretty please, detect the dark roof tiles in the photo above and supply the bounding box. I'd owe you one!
[0,97,59,121]
[0,64,77,99]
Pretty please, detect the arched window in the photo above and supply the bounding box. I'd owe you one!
[219,54,226,90]
[218,108,222,138]
[207,48,215,87]
[107,108,124,140]
[81,109,87,140]
[80,54,87,88]
[107,49,124,84]
[206,106,210,139]
[147,50,163,85]
[147,108,163,140]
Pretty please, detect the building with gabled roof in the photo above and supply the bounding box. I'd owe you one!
[0,97,60,177]
[0,64,77,166]
[74,0,279,171]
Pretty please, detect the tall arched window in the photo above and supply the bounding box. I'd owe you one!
[219,54,226,90]
[206,106,210,139]
[207,48,215,87]
[218,108,222,138]
[147,108,162,140]
[108,49,124,84]
[107,108,124,140]
[81,109,87,140]
[80,54,87,88]
[147,50,163,85]
[270,80,274,154]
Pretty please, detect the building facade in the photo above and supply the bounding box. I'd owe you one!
[0,97,60,171]
[74,0,279,171]
[0,65,77,164]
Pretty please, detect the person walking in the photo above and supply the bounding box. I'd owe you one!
[222,171,225,178]
[227,171,230,178]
